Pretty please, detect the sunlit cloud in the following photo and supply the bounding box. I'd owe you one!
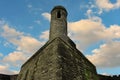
[87,41,120,67]
[0,24,46,74]
[41,12,51,21]
[96,0,120,12]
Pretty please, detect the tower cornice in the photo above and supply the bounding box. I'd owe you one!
[51,5,68,15]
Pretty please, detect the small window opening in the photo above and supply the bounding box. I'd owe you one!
[57,10,61,18]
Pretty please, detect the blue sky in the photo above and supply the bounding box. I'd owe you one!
[0,0,120,75]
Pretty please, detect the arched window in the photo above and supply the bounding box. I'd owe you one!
[57,10,61,18]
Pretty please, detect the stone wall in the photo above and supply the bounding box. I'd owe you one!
[99,74,120,80]
[1,36,119,80]
[57,38,99,80]
[10,75,18,80]
[17,38,64,80]
[17,37,99,80]
[1,73,120,80]
[0,74,18,80]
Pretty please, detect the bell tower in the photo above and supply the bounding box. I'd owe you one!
[50,6,68,40]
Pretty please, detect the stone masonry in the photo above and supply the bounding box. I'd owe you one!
[17,5,99,80]
[0,5,119,80]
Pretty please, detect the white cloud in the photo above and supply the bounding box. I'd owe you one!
[0,65,8,71]
[27,4,42,15]
[0,20,53,74]
[39,30,49,40]
[28,26,33,29]
[3,51,26,64]
[41,12,51,21]
[2,51,29,69]
[86,7,102,21]
[102,72,110,76]
[0,20,5,25]
[0,7,120,74]
[96,0,120,11]
[86,9,92,18]
[0,24,45,74]
[27,4,32,8]
[16,36,42,53]
[34,20,41,25]
[87,41,120,68]
[68,18,120,68]
[96,0,114,11]
[68,18,120,49]
[104,25,120,40]
[1,25,23,39]
[1,25,42,54]
[0,53,3,57]
[1,14,117,70]
[68,19,105,48]
[0,65,16,74]
[3,41,10,47]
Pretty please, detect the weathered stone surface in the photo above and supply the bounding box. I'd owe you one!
[0,74,18,80]
[49,6,68,41]
[17,37,99,80]
[98,74,120,80]
[17,38,62,80]
[1,5,120,80]
[0,74,10,80]
[17,5,99,80]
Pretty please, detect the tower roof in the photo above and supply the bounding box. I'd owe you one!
[51,5,67,14]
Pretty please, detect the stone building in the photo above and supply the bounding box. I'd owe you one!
[0,6,119,80]
[17,5,99,80]
[0,74,17,80]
